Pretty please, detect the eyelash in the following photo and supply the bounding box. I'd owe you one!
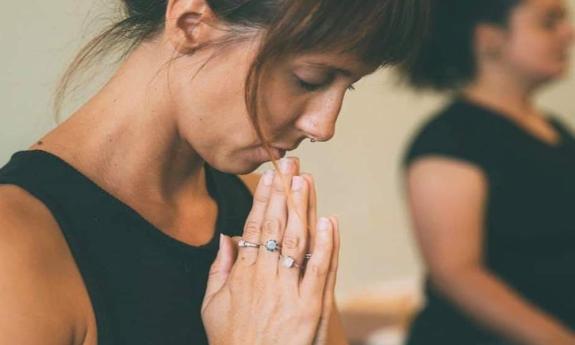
[297,79,324,92]
[296,78,356,92]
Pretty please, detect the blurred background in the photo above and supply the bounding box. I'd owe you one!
[1,1,575,344]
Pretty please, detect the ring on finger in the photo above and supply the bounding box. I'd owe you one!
[280,255,302,269]
[304,253,312,260]
[264,239,281,253]
[238,239,260,249]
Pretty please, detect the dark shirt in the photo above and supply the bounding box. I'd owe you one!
[0,150,252,345]
[404,99,575,344]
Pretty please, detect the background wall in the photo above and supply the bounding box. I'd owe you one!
[2,0,575,298]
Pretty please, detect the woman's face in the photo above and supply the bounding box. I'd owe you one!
[502,0,574,83]
[170,37,375,174]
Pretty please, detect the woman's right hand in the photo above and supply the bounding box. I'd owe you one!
[201,158,340,345]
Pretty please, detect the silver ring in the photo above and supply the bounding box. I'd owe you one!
[280,255,301,269]
[304,253,312,260]
[238,239,260,249]
[264,239,281,252]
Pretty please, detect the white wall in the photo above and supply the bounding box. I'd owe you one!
[2,0,575,297]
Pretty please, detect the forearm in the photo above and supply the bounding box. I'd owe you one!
[433,267,574,345]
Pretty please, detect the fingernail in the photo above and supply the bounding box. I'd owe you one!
[263,170,274,186]
[291,176,304,191]
[219,234,225,250]
[318,217,330,231]
[280,158,292,173]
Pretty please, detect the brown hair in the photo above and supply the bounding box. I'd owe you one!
[55,0,430,143]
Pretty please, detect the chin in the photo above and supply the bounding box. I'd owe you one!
[209,147,283,175]
[209,160,260,175]
[529,67,565,85]
[545,59,570,77]
[541,70,567,83]
[555,65,570,79]
[208,153,264,175]
[234,162,262,175]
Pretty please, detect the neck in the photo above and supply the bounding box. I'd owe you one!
[36,40,209,206]
[463,63,541,120]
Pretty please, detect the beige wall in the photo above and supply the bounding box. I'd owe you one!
[2,0,575,297]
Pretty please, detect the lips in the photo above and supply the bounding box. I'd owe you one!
[273,141,303,152]
[258,140,302,162]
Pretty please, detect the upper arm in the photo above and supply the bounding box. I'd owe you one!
[406,157,488,280]
[239,173,261,195]
[0,186,85,345]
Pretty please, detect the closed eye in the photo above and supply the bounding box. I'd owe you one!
[297,78,325,92]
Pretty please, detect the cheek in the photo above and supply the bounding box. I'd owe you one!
[506,32,566,76]
[259,80,305,137]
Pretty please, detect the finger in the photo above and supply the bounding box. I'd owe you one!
[272,156,301,190]
[203,235,234,308]
[301,174,317,259]
[311,217,341,345]
[228,236,240,262]
[300,217,334,300]
[237,170,274,266]
[322,217,340,306]
[257,157,299,275]
[278,176,309,285]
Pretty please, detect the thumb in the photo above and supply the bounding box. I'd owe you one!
[203,234,234,306]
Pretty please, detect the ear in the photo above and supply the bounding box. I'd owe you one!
[475,23,507,60]
[165,0,219,54]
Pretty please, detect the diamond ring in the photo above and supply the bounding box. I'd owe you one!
[264,239,281,252]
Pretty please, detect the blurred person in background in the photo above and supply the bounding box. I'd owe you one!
[400,0,575,344]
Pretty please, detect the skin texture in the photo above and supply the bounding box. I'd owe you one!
[0,0,375,343]
[406,0,575,344]
[202,159,343,345]
[238,172,348,345]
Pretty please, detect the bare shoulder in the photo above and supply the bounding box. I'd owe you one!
[0,185,66,250]
[406,156,486,195]
[239,173,261,195]
[406,156,488,226]
[0,184,57,228]
[0,185,94,345]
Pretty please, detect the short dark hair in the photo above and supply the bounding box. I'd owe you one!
[399,0,522,91]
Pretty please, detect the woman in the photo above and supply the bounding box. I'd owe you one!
[401,0,575,344]
[0,0,428,344]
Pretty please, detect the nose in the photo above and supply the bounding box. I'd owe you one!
[295,91,344,142]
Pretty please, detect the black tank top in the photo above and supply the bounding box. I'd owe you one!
[0,150,252,345]
[404,99,575,344]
